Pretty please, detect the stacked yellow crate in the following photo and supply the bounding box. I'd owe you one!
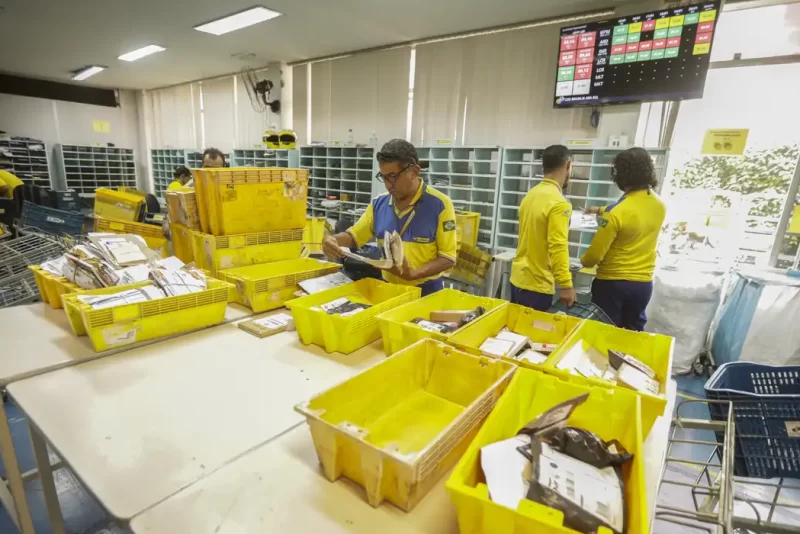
[176,167,333,311]
[92,188,167,254]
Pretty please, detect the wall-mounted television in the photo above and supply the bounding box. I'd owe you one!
[554,1,720,108]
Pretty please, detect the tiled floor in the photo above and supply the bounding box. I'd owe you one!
[1,376,797,533]
[0,401,128,534]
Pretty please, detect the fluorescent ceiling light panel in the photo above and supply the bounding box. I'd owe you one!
[118,45,166,62]
[72,66,105,81]
[194,6,282,36]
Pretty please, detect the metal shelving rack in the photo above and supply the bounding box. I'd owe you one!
[231,148,299,168]
[496,146,669,260]
[416,146,502,250]
[54,144,136,197]
[151,149,193,198]
[0,137,51,187]
[185,150,230,169]
[299,145,378,222]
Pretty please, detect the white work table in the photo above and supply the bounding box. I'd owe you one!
[0,301,253,534]
[7,316,385,530]
[130,382,678,534]
[1,302,253,386]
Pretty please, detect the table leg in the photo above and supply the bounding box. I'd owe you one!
[29,422,65,534]
[0,399,35,533]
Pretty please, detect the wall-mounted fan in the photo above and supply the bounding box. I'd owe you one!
[240,67,280,114]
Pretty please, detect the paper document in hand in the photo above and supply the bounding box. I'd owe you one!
[338,231,404,270]
[570,210,599,230]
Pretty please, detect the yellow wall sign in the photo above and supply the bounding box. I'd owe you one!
[701,129,749,155]
[789,205,800,235]
[93,120,111,133]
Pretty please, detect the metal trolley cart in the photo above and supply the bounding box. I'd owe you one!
[0,232,68,308]
[654,399,800,533]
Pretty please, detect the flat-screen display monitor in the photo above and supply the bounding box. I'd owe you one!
[554,1,720,108]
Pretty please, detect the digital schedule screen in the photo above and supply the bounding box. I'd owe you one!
[554,1,720,108]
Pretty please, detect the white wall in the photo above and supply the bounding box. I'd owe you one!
[0,90,145,189]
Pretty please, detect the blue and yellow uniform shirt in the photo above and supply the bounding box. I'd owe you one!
[347,181,457,286]
[510,178,573,295]
[167,180,184,191]
[581,189,666,282]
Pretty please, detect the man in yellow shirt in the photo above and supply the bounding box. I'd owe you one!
[510,145,576,311]
[167,165,192,191]
[0,169,24,199]
[322,139,457,296]
[581,147,666,331]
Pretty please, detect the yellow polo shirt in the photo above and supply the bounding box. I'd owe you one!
[581,189,666,282]
[510,178,573,294]
[167,180,184,191]
[0,170,24,199]
[348,181,457,286]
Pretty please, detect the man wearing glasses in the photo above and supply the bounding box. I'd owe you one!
[322,139,457,296]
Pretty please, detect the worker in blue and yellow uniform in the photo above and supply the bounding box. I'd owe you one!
[510,145,576,311]
[581,147,666,331]
[322,139,457,296]
[167,165,192,191]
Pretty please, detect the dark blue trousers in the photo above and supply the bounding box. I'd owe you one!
[591,278,653,331]
[418,277,444,297]
[510,283,553,312]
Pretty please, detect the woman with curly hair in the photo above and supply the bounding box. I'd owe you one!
[580,147,666,330]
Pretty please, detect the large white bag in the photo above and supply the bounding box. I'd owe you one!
[710,268,800,366]
[646,268,724,375]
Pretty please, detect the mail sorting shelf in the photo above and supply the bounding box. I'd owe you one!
[231,148,299,169]
[495,147,669,261]
[186,150,230,169]
[152,149,241,200]
[0,137,51,187]
[54,144,136,197]
[416,146,501,250]
[300,145,379,223]
[151,149,194,199]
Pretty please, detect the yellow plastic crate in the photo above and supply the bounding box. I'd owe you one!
[218,258,340,313]
[303,217,330,254]
[165,190,200,230]
[93,188,145,222]
[448,304,583,366]
[62,282,150,336]
[29,266,83,309]
[194,167,308,236]
[286,279,421,354]
[376,288,509,356]
[456,210,481,247]
[171,223,195,264]
[446,369,646,534]
[295,338,515,511]
[29,265,50,304]
[543,320,673,436]
[192,228,303,276]
[67,278,232,351]
[94,216,166,250]
[451,243,493,286]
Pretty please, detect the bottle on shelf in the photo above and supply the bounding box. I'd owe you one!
[347,129,354,146]
[369,131,378,147]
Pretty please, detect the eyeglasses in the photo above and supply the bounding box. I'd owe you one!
[375,163,413,184]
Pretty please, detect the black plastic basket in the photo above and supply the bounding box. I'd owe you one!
[705,362,800,478]
[20,201,85,236]
[547,301,616,326]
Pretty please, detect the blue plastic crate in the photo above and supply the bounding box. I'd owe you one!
[20,201,85,236]
[705,362,800,478]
